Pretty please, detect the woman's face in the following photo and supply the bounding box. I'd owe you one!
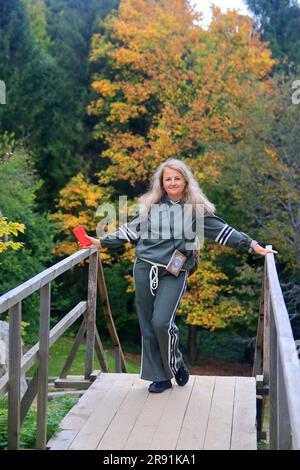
[162,167,186,201]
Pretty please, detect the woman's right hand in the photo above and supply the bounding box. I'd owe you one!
[78,235,101,249]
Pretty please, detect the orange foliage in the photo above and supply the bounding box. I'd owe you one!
[53,1,275,330]
[88,0,275,185]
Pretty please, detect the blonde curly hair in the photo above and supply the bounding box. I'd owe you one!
[138,158,216,273]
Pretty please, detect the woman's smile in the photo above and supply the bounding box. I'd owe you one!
[162,167,186,200]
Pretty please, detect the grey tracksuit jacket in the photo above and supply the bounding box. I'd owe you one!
[99,194,255,382]
[99,193,255,271]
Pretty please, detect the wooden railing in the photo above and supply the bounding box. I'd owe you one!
[3,241,299,450]
[253,245,300,449]
[0,248,127,450]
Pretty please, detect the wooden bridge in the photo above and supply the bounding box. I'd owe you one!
[46,373,256,450]
[0,246,300,450]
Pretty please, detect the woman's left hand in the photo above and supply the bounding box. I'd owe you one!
[253,244,278,256]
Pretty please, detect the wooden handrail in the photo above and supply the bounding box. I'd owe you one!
[0,301,87,396]
[0,249,101,449]
[97,252,128,373]
[0,247,129,449]
[253,245,300,449]
[7,242,299,449]
[0,249,90,314]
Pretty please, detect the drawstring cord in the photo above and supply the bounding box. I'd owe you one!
[137,199,187,296]
[138,256,187,297]
[149,265,159,297]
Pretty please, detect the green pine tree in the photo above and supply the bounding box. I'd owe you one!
[245,0,300,67]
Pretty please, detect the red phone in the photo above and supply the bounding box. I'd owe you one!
[72,226,92,246]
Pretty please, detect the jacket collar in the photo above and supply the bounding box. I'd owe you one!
[161,193,184,206]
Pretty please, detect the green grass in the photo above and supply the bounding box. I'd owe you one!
[26,336,140,377]
[0,395,77,450]
[257,440,269,450]
[0,337,140,449]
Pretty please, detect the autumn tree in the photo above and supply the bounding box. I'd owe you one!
[220,70,300,318]
[50,172,141,342]
[84,0,276,342]
[53,1,276,350]
[50,173,112,257]
[88,1,275,189]
[0,216,24,254]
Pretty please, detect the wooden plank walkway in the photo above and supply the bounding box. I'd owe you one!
[47,373,257,450]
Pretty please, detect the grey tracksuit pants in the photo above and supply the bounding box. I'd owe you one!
[133,257,188,382]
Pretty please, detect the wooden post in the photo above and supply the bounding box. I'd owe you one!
[0,249,107,449]
[36,282,51,449]
[85,250,98,379]
[265,246,300,449]
[97,255,128,373]
[269,305,278,449]
[277,352,291,449]
[95,328,109,372]
[21,369,39,426]
[263,266,270,386]
[59,318,86,378]
[252,275,265,377]
[7,302,22,450]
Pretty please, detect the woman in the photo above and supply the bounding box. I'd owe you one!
[79,158,278,393]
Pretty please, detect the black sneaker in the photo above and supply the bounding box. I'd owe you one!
[148,380,172,393]
[175,362,189,386]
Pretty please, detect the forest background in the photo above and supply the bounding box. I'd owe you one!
[1,0,300,371]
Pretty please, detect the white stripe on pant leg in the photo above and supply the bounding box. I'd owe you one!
[169,272,188,375]
[168,271,188,377]
[140,336,144,379]
[170,272,188,375]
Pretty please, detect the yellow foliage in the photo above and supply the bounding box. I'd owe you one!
[52,0,274,330]
[50,173,113,258]
[89,0,275,186]
[178,245,248,329]
[0,218,25,254]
